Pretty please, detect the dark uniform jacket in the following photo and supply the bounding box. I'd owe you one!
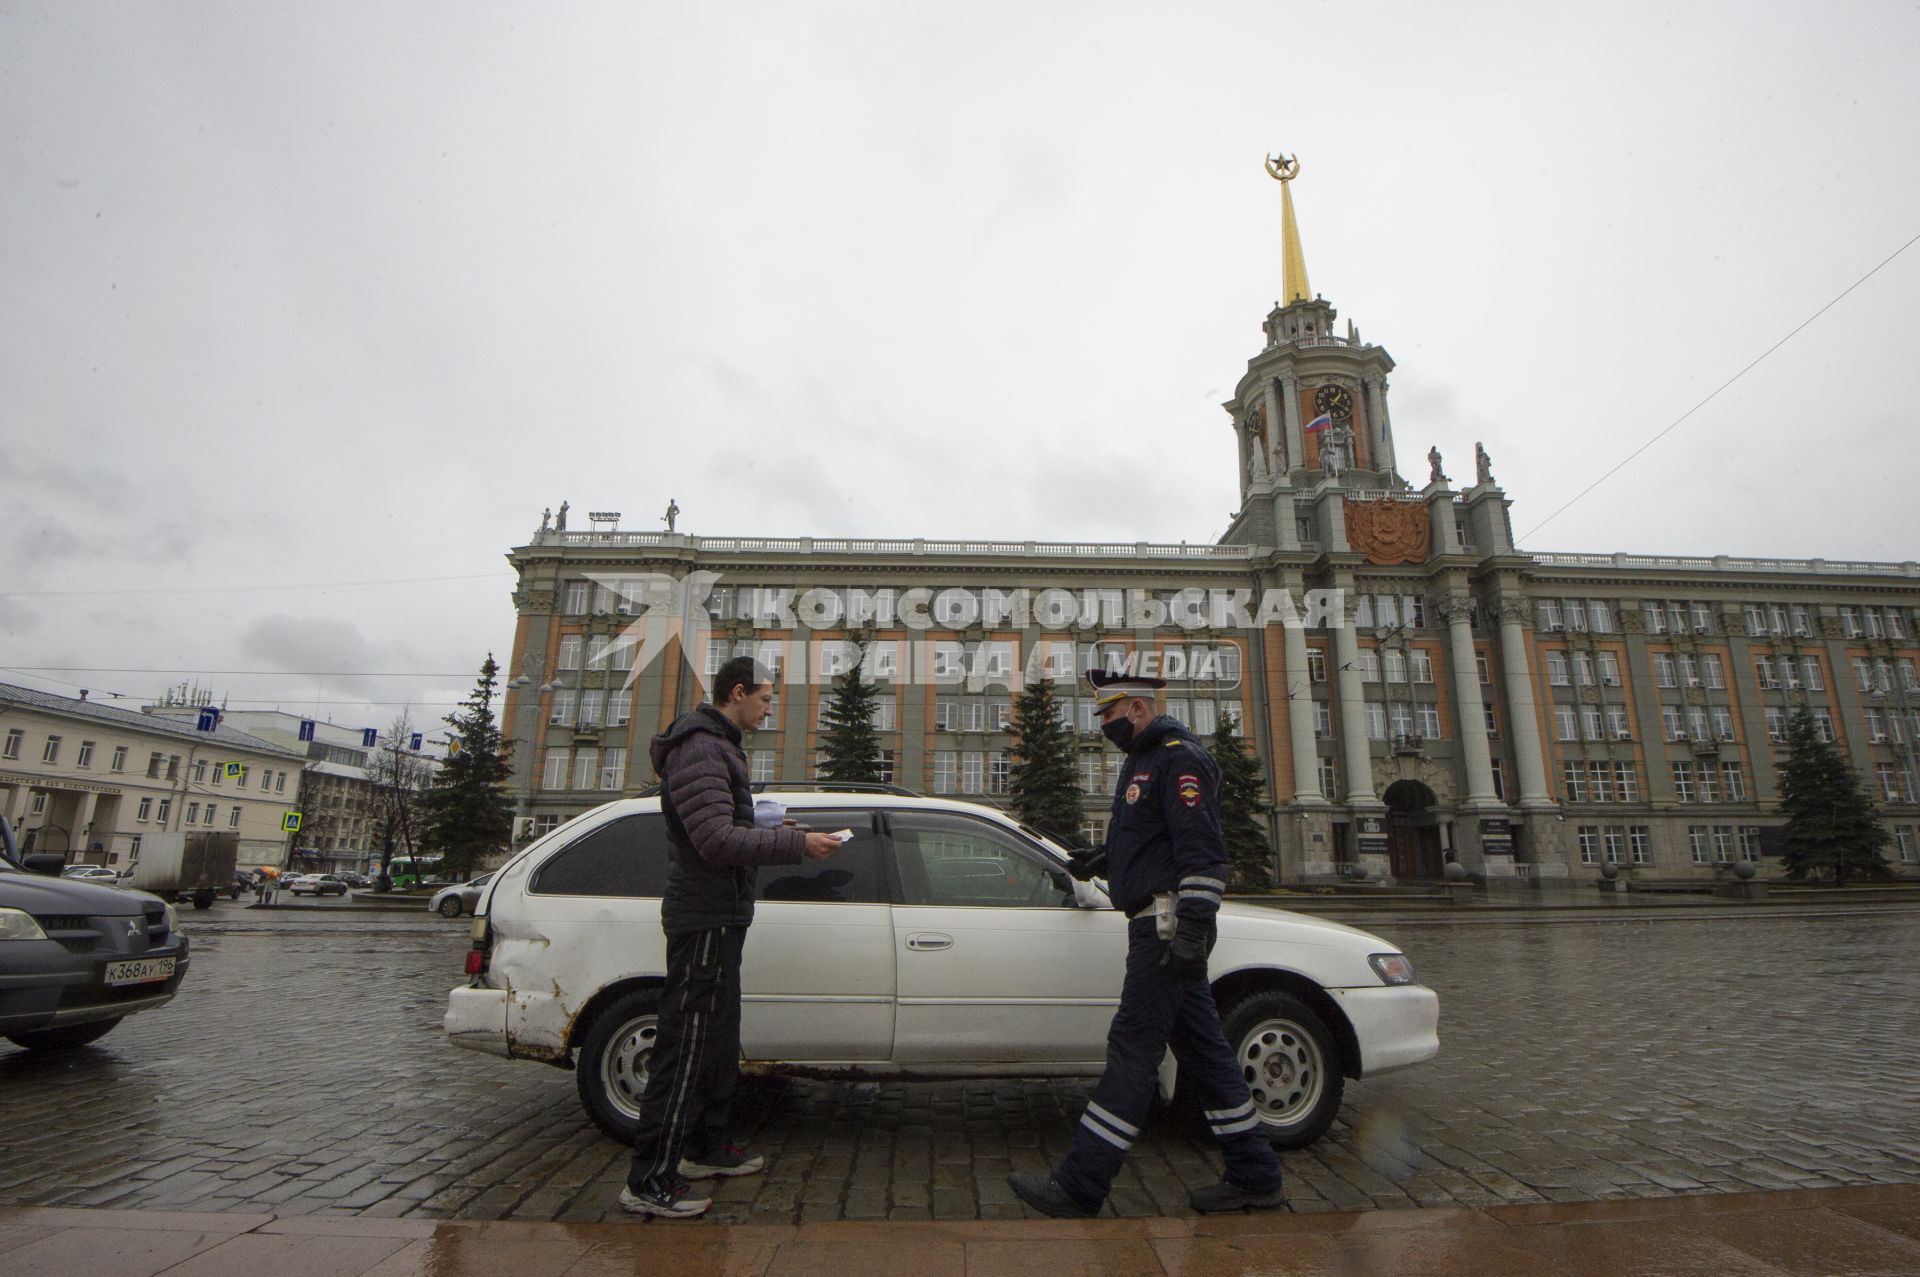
[648,704,806,936]
[1101,714,1229,922]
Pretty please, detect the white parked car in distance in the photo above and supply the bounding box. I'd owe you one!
[444,791,1439,1149]
[59,865,122,884]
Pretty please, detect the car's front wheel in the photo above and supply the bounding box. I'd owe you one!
[575,989,660,1143]
[436,897,464,918]
[6,1017,123,1052]
[1218,989,1344,1149]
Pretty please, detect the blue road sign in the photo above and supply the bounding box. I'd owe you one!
[197,708,220,732]
[410,733,423,751]
[362,728,378,748]
[298,720,316,742]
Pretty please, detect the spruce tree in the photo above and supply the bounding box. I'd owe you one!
[820,642,884,785]
[1008,677,1084,843]
[1212,710,1274,889]
[418,655,516,880]
[1777,706,1891,885]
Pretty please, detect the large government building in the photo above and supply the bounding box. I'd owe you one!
[497,163,1920,886]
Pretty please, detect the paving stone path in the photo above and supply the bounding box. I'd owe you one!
[2,901,1916,1223]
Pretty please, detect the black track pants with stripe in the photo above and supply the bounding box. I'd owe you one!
[1052,915,1282,1211]
[627,925,746,1190]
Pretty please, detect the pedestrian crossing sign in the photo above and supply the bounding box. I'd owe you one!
[282,811,303,833]
[226,762,243,778]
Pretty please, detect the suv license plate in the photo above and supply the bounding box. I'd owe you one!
[105,957,176,987]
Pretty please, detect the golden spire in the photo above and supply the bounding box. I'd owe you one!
[1265,152,1311,305]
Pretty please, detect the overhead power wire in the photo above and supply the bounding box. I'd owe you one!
[6,666,478,678]
[0,571,513,601]
[1520,228,1920,542]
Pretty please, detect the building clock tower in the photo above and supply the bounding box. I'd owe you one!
[1223,153,1406,552]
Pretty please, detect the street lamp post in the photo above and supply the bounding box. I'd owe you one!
[506,665,555,848]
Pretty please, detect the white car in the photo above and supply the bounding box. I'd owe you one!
[444,792,1439,1149]
[59,865,121,884]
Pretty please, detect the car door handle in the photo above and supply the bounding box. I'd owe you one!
[905,933,953,951]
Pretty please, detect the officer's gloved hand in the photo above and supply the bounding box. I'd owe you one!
[1161,915,1215,982]
[1065,848,1108,882]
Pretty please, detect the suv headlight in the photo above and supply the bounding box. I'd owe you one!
[1368,952,1416,985]
[163,903,178,932]
[0,908,49,942]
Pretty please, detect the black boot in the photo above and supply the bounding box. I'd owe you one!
[1008,1171,1098,1219]
[1190,1179,1286,1213]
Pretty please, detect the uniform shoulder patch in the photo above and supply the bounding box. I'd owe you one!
[1176,773,1202,806]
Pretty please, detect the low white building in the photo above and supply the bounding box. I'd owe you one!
[142,705,444,875]
[0,683,306,869]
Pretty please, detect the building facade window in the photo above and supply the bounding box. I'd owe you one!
[1629,826,1652,865]
[1672,761,1695,803]
[1721,762,1747,801]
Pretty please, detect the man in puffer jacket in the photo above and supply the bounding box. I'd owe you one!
[621,656,841,1219]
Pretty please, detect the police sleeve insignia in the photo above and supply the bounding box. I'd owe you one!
[1177,773,1202,807]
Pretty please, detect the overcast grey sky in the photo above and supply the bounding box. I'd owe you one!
[3,1,1916,730]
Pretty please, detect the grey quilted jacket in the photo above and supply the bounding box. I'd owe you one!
[648,704,805,935]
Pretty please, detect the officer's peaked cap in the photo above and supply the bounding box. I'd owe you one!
[1087,668,1167,709]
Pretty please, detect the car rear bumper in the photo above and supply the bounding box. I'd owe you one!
[444,985,511,1057]
[1330,983,1440,1075]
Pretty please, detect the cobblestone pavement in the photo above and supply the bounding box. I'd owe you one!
[3,900,1917,1225]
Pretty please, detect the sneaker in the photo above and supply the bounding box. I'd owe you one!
[1008,1171,1098,1219]
[618,1179,713,1219]
[678,1143,766,1179]
[1189,1179,1285,1213]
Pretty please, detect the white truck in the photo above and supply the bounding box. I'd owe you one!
[122,832,240,910]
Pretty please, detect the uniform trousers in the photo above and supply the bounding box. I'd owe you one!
[627,924,746,1190]
[1052,914,1283,1211]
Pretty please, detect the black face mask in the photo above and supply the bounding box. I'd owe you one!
[1101,717,1137,751]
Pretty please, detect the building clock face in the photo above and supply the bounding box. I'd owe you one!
[1314,383,1354,421]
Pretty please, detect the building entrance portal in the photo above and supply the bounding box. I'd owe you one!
[1383,779,1444,880]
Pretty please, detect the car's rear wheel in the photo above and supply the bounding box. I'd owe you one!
[576,990,660,1143]
[436,897,464,917]
[6,1017,123,1052]
[1217,989,1344,1149]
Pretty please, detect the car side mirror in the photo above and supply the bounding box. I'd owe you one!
[23,853,67,876]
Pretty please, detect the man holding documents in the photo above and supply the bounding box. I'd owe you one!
[622,656,842,1219]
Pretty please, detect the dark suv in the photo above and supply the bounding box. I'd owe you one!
[0,816,191,1052]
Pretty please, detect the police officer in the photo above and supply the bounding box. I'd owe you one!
[1009,669,1284,1217]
